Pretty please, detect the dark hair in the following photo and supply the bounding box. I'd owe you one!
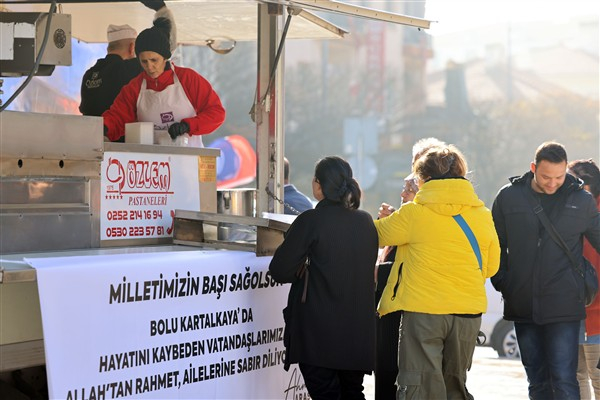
[314,156,361,209]
[283,157,290,182]
[534,141,568,165]
[568,159,600,199]
[414,144,468,181]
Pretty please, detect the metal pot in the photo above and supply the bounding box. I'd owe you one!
[217,189,257,217]
[216,189,257,242]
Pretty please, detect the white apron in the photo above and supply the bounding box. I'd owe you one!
[136,71,203,147]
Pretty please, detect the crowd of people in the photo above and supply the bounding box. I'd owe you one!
[81,8,599,400]
[270,141,599,400]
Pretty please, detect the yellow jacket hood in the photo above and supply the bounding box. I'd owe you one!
[414,178,484,216]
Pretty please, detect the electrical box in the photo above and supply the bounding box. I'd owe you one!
[0,12,71,77]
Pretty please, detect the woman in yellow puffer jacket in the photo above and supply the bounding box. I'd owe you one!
[374,144,500,400]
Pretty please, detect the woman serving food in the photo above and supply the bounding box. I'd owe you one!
[102,17,225,146]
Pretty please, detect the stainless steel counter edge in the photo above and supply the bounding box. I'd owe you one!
[0,245,216,284]
[104,143,221,157]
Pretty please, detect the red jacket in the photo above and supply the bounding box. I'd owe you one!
[103,64,225,142]
[584,196,600,336]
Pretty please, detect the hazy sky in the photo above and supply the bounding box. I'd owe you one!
[424,0,600,35]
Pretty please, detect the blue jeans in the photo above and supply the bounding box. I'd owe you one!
[515,321,581,400]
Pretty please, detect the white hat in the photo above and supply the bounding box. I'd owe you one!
[107,24,137,42]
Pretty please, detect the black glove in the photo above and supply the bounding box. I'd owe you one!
[168,121,190,139]
[140,0,166,11]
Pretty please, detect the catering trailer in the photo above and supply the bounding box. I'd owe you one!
[0,1,430,398]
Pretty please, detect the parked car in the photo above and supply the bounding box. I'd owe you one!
[480,280,520,359]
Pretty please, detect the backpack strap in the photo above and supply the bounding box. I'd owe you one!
[453,214,482,270]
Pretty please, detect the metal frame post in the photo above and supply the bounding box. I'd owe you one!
[256,3,285,216]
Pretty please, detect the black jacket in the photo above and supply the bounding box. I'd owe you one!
[491,171,600,324]
[269,199,378,371]
[79,55,142,116]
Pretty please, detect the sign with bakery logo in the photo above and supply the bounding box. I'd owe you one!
[101,152,200,240]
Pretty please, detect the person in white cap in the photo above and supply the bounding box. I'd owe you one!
[79,0,176,119]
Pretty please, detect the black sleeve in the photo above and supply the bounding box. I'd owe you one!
[491,190,508,293]
[79,69,91,115]
[269,213,314,283]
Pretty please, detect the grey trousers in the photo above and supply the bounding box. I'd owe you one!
[396,311,480,400]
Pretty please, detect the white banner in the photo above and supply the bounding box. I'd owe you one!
[28,250,309,399]
[101,152,201,240]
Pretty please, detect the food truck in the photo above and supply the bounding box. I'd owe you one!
[0,1,430,398]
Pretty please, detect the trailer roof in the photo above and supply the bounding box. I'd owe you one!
[1,0,431,44]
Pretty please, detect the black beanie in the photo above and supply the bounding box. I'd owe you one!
[135,17,171,59]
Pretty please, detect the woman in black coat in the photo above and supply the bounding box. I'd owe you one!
[269,156,379,400]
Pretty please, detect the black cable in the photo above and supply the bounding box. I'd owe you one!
[249,10,293,122]
[0,0,57,112]
[262,11,293,102]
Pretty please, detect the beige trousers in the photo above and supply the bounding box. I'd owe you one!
[578,343,600,400]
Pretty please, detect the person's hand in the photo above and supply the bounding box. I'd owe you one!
[378,202,396,219]
[168,121,190,139]
[140,0,166,11]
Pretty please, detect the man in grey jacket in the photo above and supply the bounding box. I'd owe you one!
[492,141,600,399]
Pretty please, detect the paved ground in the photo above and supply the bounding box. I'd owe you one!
[363,346,529,399]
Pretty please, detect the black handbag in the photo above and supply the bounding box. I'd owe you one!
[527,192,599,306]
[581,257,599,306]
[281,256,310,371]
